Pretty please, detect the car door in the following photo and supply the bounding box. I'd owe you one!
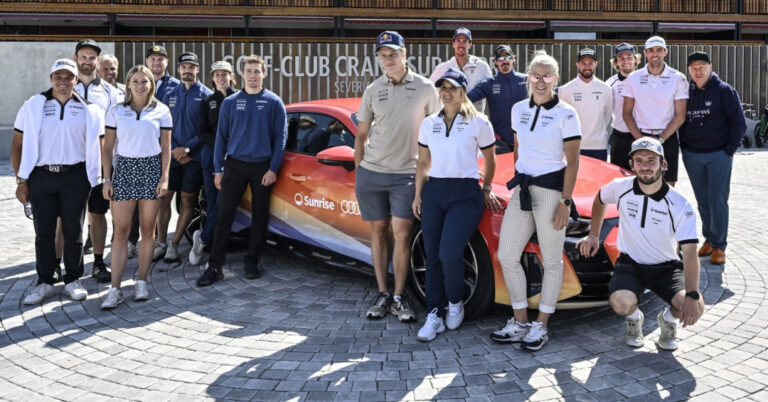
[274,111,372,264]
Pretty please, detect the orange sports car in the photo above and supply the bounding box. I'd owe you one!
[233,98,629,318]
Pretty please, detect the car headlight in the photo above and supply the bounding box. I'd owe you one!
[566,217,591,237]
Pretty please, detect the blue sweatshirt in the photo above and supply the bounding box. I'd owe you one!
[468,70,527,145]
[167,80,213,163]
[680,72,746,156]
[214,89,287,174]
[156,71,180,101]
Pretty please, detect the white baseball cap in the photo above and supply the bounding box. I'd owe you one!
[644,36,667,50]
[629,137,664,157]
[50,58,78,76]
[210,60,233,74]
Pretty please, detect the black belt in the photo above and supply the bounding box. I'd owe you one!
[36,162,85,173]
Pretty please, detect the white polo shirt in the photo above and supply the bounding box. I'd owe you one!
[600,177,698,265]
[558,76,613,150]
[105,100,173,158]
[622,64,688,131]
[511,97,581,176]
[74,76,121,114]
[605,73,631,132]
[14,90,87,166]
[430,55,493,111]
[417,112,495,179]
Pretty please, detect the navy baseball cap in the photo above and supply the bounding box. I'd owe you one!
[435,68,468,89]
[614,43,635,57]
[453,27,472,41]
[687,51,711,66]
[578,48,597,61]
[75,39,101,55]
[495,44,513,58]
[146,45,168,58]
[376,31,405,50]
[177,52,199,66]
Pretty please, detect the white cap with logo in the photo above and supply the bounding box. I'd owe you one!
[50,58,78,76]
[644,36,667,49]
[629,137,664,157]
[210,60,233,74]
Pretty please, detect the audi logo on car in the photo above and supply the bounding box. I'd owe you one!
[339,200,361,216]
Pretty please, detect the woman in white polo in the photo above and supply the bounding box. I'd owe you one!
[100,65,172,309]
[412,68,501,342]
[491,50,581,352]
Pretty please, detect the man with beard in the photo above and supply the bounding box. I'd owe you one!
[430,27,492,111]
[622,36,688,186]
[98,54,126,98]
[159,52,212,263]
[468,44,527,153]
[577,138,704,350]
[73,39,122,283]
[145,45,180,103]
[558,48,613,161]
[680,51,746,266]
[606,43,641,170]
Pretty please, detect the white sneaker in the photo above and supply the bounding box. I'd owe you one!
[625,310,645,348]
[521,321,549,352]
[445,301,464,330]
[63,280,87,301]
[127,242,137,259]
[490,317,530,343]
[416,308,445,342]
[134,280,149,301]
[23,283,56,305]
[101,287,124,310]
[163,243,179,263]
[188,230,205,266]
[657,309,679,351]
[152,242,167,261]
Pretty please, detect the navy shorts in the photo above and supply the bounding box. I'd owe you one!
[354,166,415,221]
[609,254,685,305]
[87,184,110,214]
[169,161,203,194]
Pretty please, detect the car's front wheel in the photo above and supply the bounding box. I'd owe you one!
[408,224,494,319]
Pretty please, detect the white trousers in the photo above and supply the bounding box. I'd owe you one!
[497,185,565,314]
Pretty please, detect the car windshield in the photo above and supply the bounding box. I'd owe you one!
[350,112,359,127]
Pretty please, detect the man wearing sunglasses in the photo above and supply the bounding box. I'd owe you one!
[622,36,689,186]
[430,27,492,112]
[558,48,613,161]
[468,45,527,154]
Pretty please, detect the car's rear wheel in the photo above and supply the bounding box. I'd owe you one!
[408,223,494,319]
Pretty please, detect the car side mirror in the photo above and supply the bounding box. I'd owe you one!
[317,145,355,171]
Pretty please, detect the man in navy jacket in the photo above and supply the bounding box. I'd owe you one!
[159,52,213,263]
[468,45,527,153]
[680,51,746,265]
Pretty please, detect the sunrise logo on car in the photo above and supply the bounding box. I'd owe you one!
[294,192,336,211]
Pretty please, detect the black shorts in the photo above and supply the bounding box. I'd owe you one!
[168,161,203,194]
[609,254,685,305]
[609,129,633,171]
[87,184,110,214]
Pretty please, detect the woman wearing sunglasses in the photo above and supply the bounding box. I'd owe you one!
[490,50,581,351]
[412,68,501,342]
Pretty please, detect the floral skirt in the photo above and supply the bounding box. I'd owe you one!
[113,153,162,201]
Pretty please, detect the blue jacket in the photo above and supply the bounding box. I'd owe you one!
[680,72,746,156]
[156,71,180,102]
[167,81,213,163]
[468,70,527,145]
[214,89,287,174]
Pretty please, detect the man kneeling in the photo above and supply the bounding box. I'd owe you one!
[577,137,705,350]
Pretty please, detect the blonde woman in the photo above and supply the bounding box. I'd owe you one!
[101,65,172,309]
[490,51,581,351]
[412,69,501,341]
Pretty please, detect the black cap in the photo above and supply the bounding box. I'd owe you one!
[614,43,635,57]
[494,45,513,58]
[577,48,597,61]
[177,52,199,66]
[687,51,711,66]
[146,45,168,59]
[75,39,101,55]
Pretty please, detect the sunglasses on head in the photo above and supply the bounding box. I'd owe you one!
[495,55,513,61]
[528,73,554,83]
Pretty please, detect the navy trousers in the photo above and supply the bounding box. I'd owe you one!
[200,144,219,247]
[682,149,732,250]
[420,178,484,317]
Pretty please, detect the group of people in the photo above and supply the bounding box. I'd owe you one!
[13,29,744,352]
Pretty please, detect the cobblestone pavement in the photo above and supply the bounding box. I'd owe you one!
[1,150,767,402]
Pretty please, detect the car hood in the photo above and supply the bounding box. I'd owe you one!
[484,153,629,219]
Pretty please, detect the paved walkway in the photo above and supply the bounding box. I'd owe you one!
[1,150,767,401]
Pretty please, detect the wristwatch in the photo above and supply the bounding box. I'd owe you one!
[184,147,191,154]
[15,177,26,184]
[559,198,572,207]
[101,177,112,184]
[482,184,492,191]
[685,290,700,300]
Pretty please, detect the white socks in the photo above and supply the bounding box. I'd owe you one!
[626,309,641,320]
[662,307,676,323]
